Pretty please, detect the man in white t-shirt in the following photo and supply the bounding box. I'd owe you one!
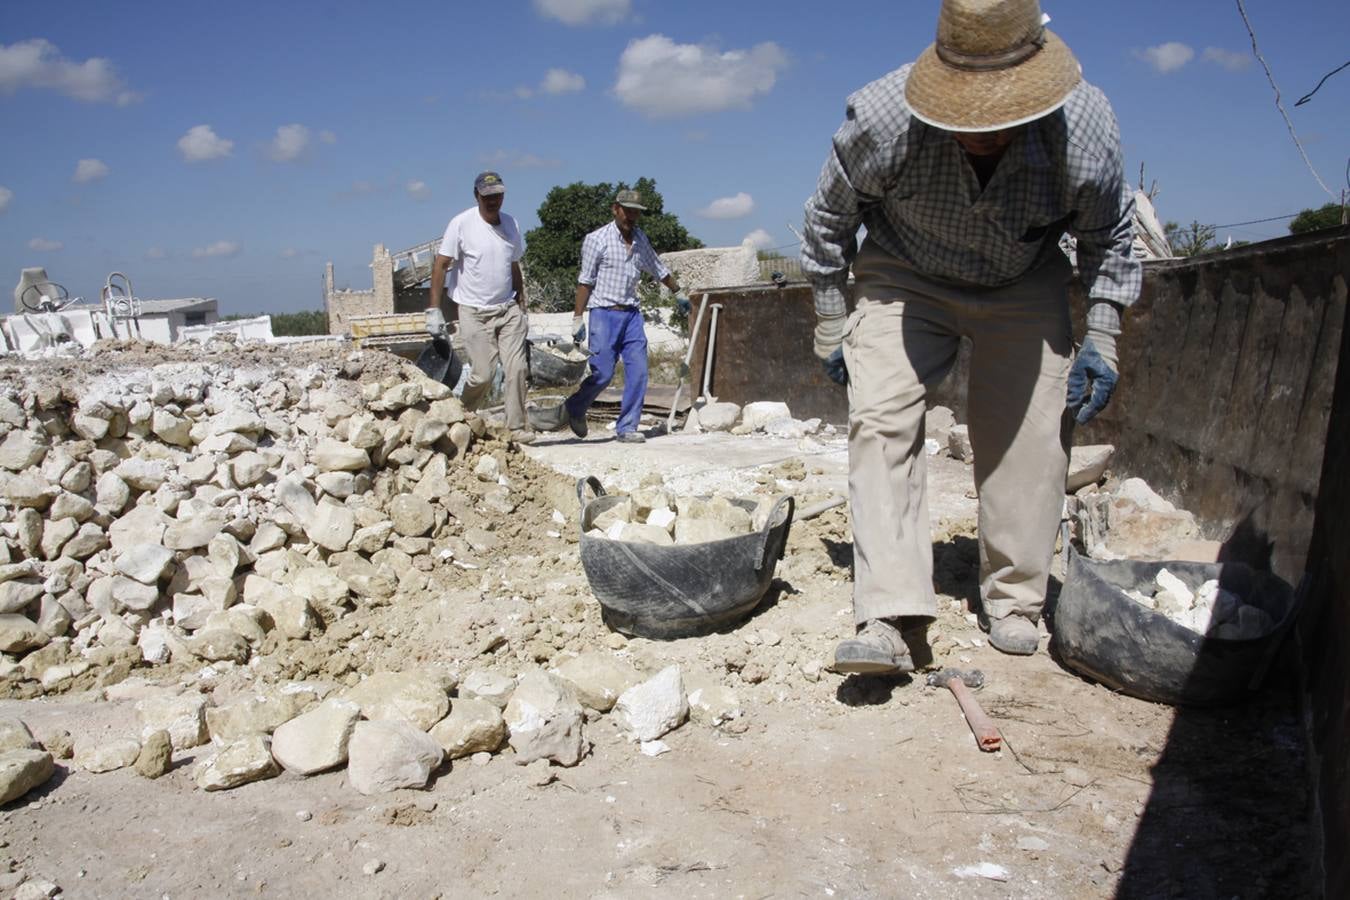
[427,171,533,443]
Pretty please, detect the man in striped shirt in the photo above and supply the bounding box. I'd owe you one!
[555,189,690,444]
[803,0,1141,670]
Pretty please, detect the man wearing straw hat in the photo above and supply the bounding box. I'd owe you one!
[802,0,1140,669]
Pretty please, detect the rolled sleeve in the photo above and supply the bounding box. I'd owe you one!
[577,233,602,286]
[801,104,886,317]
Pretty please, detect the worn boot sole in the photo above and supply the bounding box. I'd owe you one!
[833,641,914,675]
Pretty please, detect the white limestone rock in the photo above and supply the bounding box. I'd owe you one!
[196,734,280,791]
[695,401,741,432]
[459,670,515,709]
[346,720,444,795]
[614,666,688,742]
[135,692,211,750]
[1067,444,1115,492]
[503,670,587,767]
[388,495,435,537]
[0,615,48,654]
[340,671,450,732]
[0,718,40,752]
[0,749,54,804]
[74,738,141,773]
[313,440,369,473]
[428,698,506,759]
[554,653,643,713]
[740,401,792,432]
[270,698,361,775]
[116,544,175,585]
[0,430,49,471]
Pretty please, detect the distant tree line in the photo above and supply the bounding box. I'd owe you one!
[223,309,328,335]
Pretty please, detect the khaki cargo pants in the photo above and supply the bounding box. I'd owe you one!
[844,241,1073,626]
[458,302,529,430]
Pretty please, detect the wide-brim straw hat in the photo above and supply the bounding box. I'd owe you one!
[905,0,1082,133]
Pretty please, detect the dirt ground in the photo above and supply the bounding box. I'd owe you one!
[0,410,1312,899]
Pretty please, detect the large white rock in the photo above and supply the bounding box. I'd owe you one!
[459,670,515,709]
[115,457,170,492]
[0,615,48,654]
[0,580,43,615]
[270,698,360,774]
[305,504,356,553]
[164,510,227,550]
[95,472,131,514]
[503,670,587,767]
[231,452,270,488]
[0,430,48,471]
[111,576,161,612]
[0,749,54,804]
[135,692,211,750]
[555,653,643,712]
[1067,444,1115,492]
[614,665,688,742]
[243,576,314,639]
[388,495,435,537]
[0,718,40,752]
[116,545,175,585]
[428,699,506,759]
[196,734,280,791]
[74,738,141,773]
[696,402,741,432]
[346,720,444,794]
[61,522,107,560]
[340,671,449,731]
[740,401,792,432]
[206,691,310,744]
[313,440,369,473]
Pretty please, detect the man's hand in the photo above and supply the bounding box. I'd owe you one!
[675,292,692,317]
[1067,331,1118,424]
[425,307,447,337]
[814,312,848,386]
[572,314,586,344]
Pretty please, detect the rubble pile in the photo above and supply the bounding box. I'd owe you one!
[0,344,534,695]
[1126,568,1275,640]
[586,475,779,546]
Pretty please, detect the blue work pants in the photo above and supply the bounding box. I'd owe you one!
[565,306,648,435]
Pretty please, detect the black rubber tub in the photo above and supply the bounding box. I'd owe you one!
[528,337,589,387]
[577,477,794,639]
[1049,546,1298,706]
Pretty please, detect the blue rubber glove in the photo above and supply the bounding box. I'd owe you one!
[823,347,848,386]
[572,314,586,344]
[1067,333,1118,424]
[675,293,692,317]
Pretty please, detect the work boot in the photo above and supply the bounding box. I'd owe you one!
[563,405,588,439]
[615,431,646,444]
[510,429,537,445]
[833,619,914,675]
[985,615,1040,656]
[899,618,935,670]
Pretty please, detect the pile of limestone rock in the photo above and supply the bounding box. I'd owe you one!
[586,475,780,546]
[0,345,518,695]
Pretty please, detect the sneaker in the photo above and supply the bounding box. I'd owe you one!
[615,431,646,444]
[833,619,914,675]
[984,615,1039,656]
[510,429,537,445]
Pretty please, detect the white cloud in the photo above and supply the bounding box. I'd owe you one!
[268,124,311,162]
[0,38,139,105]
[741,229,775,251]
[533,0,630,26]
[541,68,585,94]
[177,125,233,162]
[478,149,561,170]
[615,35,788,118]
[1134,42,1194,74]
[407,180,431,200]
[0,186,11,213]
[192,240,240,259]
[698,192,755,220]
[28,237,63,252]
[72,158,109,183]
[281,247,302,259]
[145,246,166,260]
[1201,47,1251,71]
[514,85,535,99]
[318,130,337,144]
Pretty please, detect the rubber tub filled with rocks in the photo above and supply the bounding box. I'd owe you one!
[1050,548,1296,706]
[576,475,793,640]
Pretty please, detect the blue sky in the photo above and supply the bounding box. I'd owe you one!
[2,0,1347,315]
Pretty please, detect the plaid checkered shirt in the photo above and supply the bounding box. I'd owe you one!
[579,221,671,310]
[802,64,1140,334]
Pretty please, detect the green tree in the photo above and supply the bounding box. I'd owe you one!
[1164,220,1218,257]
[523,177,703,312]
[1289,202,1347,234]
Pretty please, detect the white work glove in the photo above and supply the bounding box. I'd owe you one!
[572,314,586,344]
[425,307,447,337]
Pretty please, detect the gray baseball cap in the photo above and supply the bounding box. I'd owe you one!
[474,171,506,195]
[614,189,647,210]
